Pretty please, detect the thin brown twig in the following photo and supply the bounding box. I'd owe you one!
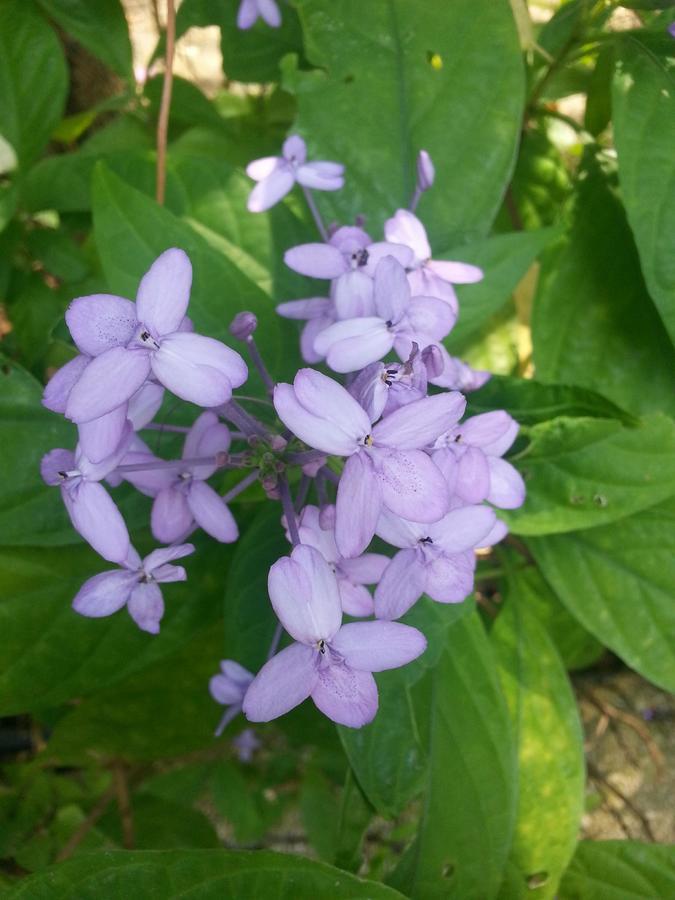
[55,784,116,862]
[113,762,134,849]
[587,761,656,842]
[156,0,176,205]
[584,689,665,775]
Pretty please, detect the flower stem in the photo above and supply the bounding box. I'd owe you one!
[245,335,275,395]
[301,186,328,241]
[408,185,423,213]
[214,704,241,738]
[221,399,269,439]
[155,0,175,205]
[116,453,243,473]
[294,474,311,512]
[142,423,189,434]
[278,475,300,546]
[222,470,259,504]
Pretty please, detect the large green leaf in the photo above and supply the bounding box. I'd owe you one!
[504,414,675,536]
[466,376,634,426]
[5,848,406,899]
[0,0,68,167]
[531,158,675,417]
[0,533,231,716]
[559,840,675,899]
[285,0,524,245]
[493,573,585,899]
[528,498,675,692]
[444,229,557,352]
[36,0,133,77]
[338,598,470,819]
[398,611,516,900]
[91,164,302,386]
[612,33,675,344]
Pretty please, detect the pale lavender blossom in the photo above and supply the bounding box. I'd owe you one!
[41,431,133,563]
[384,209,483,311]
[72,543,194,633]
[237,0,281,30]
[289,505,388,615]
[274,369,465,556]
[210,660,254,705]
[276,296,335,364]
[313,256,455,373]
[348,344,428,422]
[63,249,247,424]
[232,728,261,762]
[433,410,525,509]
[246,136,344,213]
[416,150,435,192]
[374,506,496,620]
[423,343,491,393]
[242,545,426,727]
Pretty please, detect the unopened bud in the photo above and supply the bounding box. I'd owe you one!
[422,344,444,378]
[270,434,288,452]
[229,311,258,340]
[416,150,435,191]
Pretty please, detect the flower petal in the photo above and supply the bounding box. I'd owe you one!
[268,545,342,644]
[373,256,410,323]
[406,296,456,340]
[143,543,195,575]
[376,449,449,523]
[334,270,375,319]
[311,665,377,728]
[246,155,281,180]
[428,259,484,284]
[66,294,137,357]
[460,411,519,457]
[243,643,318,722]
[293,368,371,439]
[42,355,90,413]
[78,404,128,465]
[273,383,357,456]
[187,481,238,543]
[282,135,306,163]
[428,505,496,553]
[373,392,466,450]
[300,316,333,363]
[486,457,526,509]
[332,620,427,670]
[323,323,394,374]
[375,507,425,548]
[41,448,75,486]
[338,552,389,584]
[454,445,490,504]
[127,581,164,634]
[151,332,247,407]
[296,162,344,191]
[276,297,331,320]
[373,549,427,620]
[66,347,151,423]
[127,382,165,430]
[136,248,192,337]
[335,451,382,558]
[247,166,295,212]
[424,551,475,603]
[384,209,431,261]
[66,481,130,563]
[151,487,194,543]
[72,569,135,618]
[258,0,281,27]
[284,243,345,279]
[362,241,414,276]
[337,579,374,617]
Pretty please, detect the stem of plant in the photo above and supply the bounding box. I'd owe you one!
[301,185,329,241]
[245,335,275,395]
[222,470,259,504]
[155,0,175,205]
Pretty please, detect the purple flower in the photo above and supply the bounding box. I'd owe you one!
[385,209,483,309]
[210,660,254,705]
[237,0,281,30]
[416,150,435,192]
[242,545,426,727]
[290,505,388,615]
[433,411,525,509]
[63,249,247,423]
[72,543,194,633]
[374,506,497,620]
[348,345,428,422]
[41,432,133,563]
[426,346,491,393]
[232,728,261,763]
[274,369,465,556]
[246,136,344,213]
[276,296,335,364]
[313,256,455,373]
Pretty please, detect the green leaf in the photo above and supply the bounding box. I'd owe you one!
[286,0,524,245]
[558,840,675,899]
[398,611,516,900]
[211,762,265,844]
[442,229,558,352]
[504,414,675,536]
[528,497,675,692]
[91,163,301,387]
[98,794,219,849]
[466,376,635,426]
[334,770,372,872]
[36,0,133,77]
[612,33,675,345]
[300,768,340,861]
[0,0,68,166]
[8,276,69,368]
[5,848,407,899]
[584,44,614,137]
[338,599,470,819]
[222,503,289,671]
[492,570,585,899]
[531,157,675,417]
[0,533,233,715]
[499,564,603,671]
[175,0,305,83]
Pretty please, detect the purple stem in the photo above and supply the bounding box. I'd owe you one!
[301,185,328,241]
[142,423,190,434]
[222,469,259,504]
[409,185,423,213]
[116,453,243,474]
[318,465,340,485]
[278,475,300,546]
[245,335,275,395]
[222,399,268,439]
[214,704,241,738]
[286,449,327,465]
[294,474,311,512]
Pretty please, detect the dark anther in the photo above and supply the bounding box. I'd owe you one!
[58,470,67,479]
[140,330,151,342]
[385,320,393,328]
[354,248,369,267]
[454,433,462,442]
[421,536,433,544]
[318,639,326,654]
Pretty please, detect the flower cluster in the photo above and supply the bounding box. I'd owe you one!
[41,136,524,732]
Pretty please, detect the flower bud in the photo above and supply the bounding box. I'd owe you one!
[416,150,435,191]
[422,344,444,378]
[229,311,258,340]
